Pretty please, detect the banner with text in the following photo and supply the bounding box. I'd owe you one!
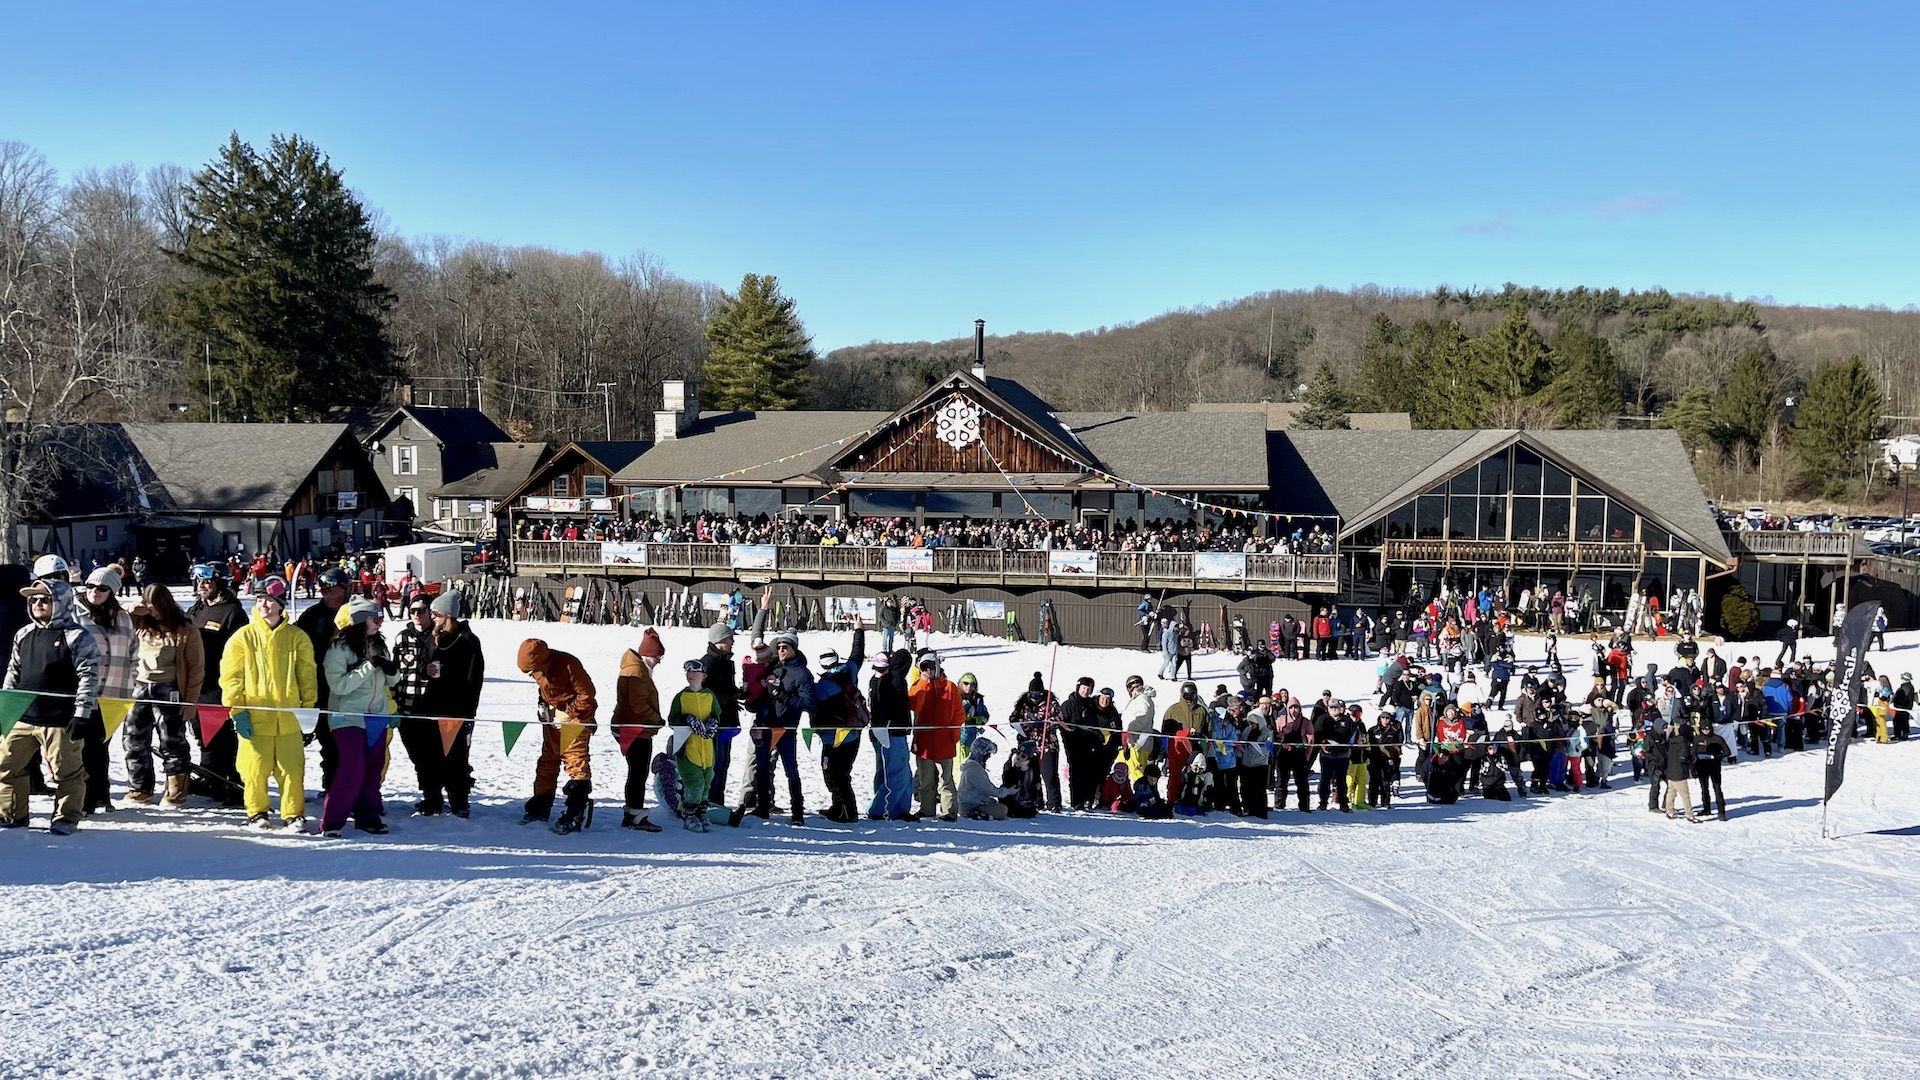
[1194,552,1248,580]
[886,548,934,573]
[730,544,778,571]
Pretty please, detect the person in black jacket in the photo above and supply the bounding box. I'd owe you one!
[754,632,815,824]
[185,563,248,805]
[700,623,742,808]
[810,627,866,823]
[1238,642,1275,698]
[1894,673,1915,743]
[866,650,914,820]
[1315,704,1356,811]
[1663,724,1700,822]
[999,739,1041,817]
[392,595,440,813]
[1691,716,1732,821]
[417,591,484,817]
[1773,619,1799,669]
[1642,723,1667,812]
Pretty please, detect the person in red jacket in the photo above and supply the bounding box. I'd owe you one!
[907,654,962,821]
[1313,609,1334,660]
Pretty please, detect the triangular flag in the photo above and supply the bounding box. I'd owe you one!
[502,721,527,756]
[560,722,584,751]
[0,689,34,736]
[292,708,321,735]
[196,704,230,745]
[363,716,387,748]
[614,723,645,756]
[439,718,465,756]
[99,698,134,740]
[800,725,814,749]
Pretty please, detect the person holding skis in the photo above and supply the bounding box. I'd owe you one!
[611,627,667,832]
[516,637,597,833]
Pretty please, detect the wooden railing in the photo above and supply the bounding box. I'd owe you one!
[1383,539,1644,568]
[510,541,1339,590]
[1722,529,1858,558]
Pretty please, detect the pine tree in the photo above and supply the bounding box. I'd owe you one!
[703,273,816,410]
[1790,355,1886,498]
[1543,321,1620,427]
[1658,386,1718,453]
[1477,301,1551,406]
[166,133,394,420]
[1410,321,1488,428]
[1356,312,1411,413]
[1294,361,1352,429]
[1714,344,1780,452]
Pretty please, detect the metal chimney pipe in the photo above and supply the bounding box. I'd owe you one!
[972,319,986,379]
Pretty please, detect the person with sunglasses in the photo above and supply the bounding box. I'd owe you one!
[392,595,440,814]
[0,578,101,834]
[75,567,137,814]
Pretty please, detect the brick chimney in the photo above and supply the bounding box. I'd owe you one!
[655,378,702,441]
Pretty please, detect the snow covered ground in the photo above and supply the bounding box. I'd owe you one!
[6,612,1920,1079]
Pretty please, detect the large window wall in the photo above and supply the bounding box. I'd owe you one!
[1375,446,1675,549]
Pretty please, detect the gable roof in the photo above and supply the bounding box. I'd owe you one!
[377,406,510,446]
[427,442,551,499]
[614,412,890,485]
[1189,402,1413,431]
[1271,428,1730,562]
[40,423,379,519]
[496,440,657,506]
[825,369,1089,473]
[1058,411,1269,488]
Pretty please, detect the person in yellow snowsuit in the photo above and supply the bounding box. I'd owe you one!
[218,577,318,828]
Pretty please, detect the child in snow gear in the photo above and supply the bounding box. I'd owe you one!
[220,577,318,830]
[957,735,1012,820]
[1133,763,1171,819]
[668,660,727,830]
[516,638,596,831]
[0,580,101,834]
[811,628,868,823]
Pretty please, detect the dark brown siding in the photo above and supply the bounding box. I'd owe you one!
[841,403,1077,475]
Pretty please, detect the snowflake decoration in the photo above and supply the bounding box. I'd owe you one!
[936,397,981,451]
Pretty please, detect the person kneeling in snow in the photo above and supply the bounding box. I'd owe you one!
[1176,753,1213,815]
[1134,763,1171,819]
[956,736,1011,820]
[999,740,1041,818]
[1098,759,1134,812]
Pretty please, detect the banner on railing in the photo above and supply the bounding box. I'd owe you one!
[600,543,648,567]
[969,600,1006,620]
[525,497,549,510]
[826,596,878,622]
[729,544,777,570]
[885,547,934,573]
[589,498,613,512]
[547,498,581,513]
[1047,550,1098,576]
[1194,552,1247,580]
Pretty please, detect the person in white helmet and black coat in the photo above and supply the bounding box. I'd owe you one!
[0,578,102,834]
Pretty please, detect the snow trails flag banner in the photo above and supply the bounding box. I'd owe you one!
[98,697,133,739]
[362,716,388,747]
[613,723,646,755]
[439,718,466,755]
[0,689,33,735]
[293,708,322,735]
[502,721,527,756]
[1824,600,1882,803]
[195,704,230,745]
[560,721,585,750]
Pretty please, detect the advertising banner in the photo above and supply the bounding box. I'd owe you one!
[1194,552,1247,580]
[1047,550,1098,576]
[600,543,648,567]
[730,544,777,571]
[886,547,935,573]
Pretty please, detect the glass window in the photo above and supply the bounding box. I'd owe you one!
[1351,521,1383,548]
[1576,498,1606,541]
[850,491,917,516]
[1447,498,1469,539]
[1022,492,1074,519]
[1670,557,1700,596]
[1143,493,1191,523]
[1511,496,1541,540]
[1605,500,1634,542]
[1641,521,1673,551]
[1640,559,1668,600]
[686,487,729,515]
[1543,461,1572,495]
[1512,447,1542,495]
[1416,495,1445,539]
[1478,496,1507,540]
[550,476,570,498]
[1450,468,1477,496]
[583,475,607,497]
[1387,504,1415,540]
[1542,498,1572,540]
[927,491,994,516]
[1479,450,1509,495]
[626,487,670,518]
[734,488,782,517]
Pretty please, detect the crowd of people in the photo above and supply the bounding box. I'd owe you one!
[2,558,1907,838]
[515,512,1340,556]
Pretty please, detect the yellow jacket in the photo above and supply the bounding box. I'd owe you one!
[219,609,319,737]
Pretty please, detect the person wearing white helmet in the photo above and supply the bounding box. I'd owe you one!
[0,578,102,834]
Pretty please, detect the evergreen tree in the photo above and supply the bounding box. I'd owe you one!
[1658,386,1718,453]
[1790,355,1886,498]
[166,133,394,420]
[1295,360,1352,429]
[1356,312,1411,413]
[1411,321,1488,428]
[1543,321,1620,427]
[1714,344,1780,452]
[703,273,816,410]
[1477,301,1551,406]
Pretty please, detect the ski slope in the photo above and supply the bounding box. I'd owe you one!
[5,615,1918,1079]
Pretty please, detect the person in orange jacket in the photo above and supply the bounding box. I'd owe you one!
[907,653,962,821]
[517,638,597,833]
[611,628,666,832]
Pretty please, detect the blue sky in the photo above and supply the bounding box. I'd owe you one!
[7,1,1916,350]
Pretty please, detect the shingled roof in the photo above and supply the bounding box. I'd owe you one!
[39,423,378,519]
[428,442,551,499]
[1059,411,1269,488]
[1189,401,1413,431]
[615,412,890,485]
[1272,428,1730,562]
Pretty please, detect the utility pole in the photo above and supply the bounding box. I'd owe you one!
[204,342,216,422]
[597,382,615,440]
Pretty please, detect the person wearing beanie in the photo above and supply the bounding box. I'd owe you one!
[219,576,318,830]
[516,638,597,833]
[1014,672,1066,811]
[866,649,916,820]
[76,565,136,814]
[392,592,439,814]
[320,598,398,837]
[0,579,101,834]
[753,628,815,823]
[701,620,743,810]
[908,652,962,820]
[417,587,484,817]
[612,627,667,832]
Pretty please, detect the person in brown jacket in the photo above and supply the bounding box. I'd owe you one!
[613,628,666,832]
[126,584,206,807]
[517,638,597,833]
